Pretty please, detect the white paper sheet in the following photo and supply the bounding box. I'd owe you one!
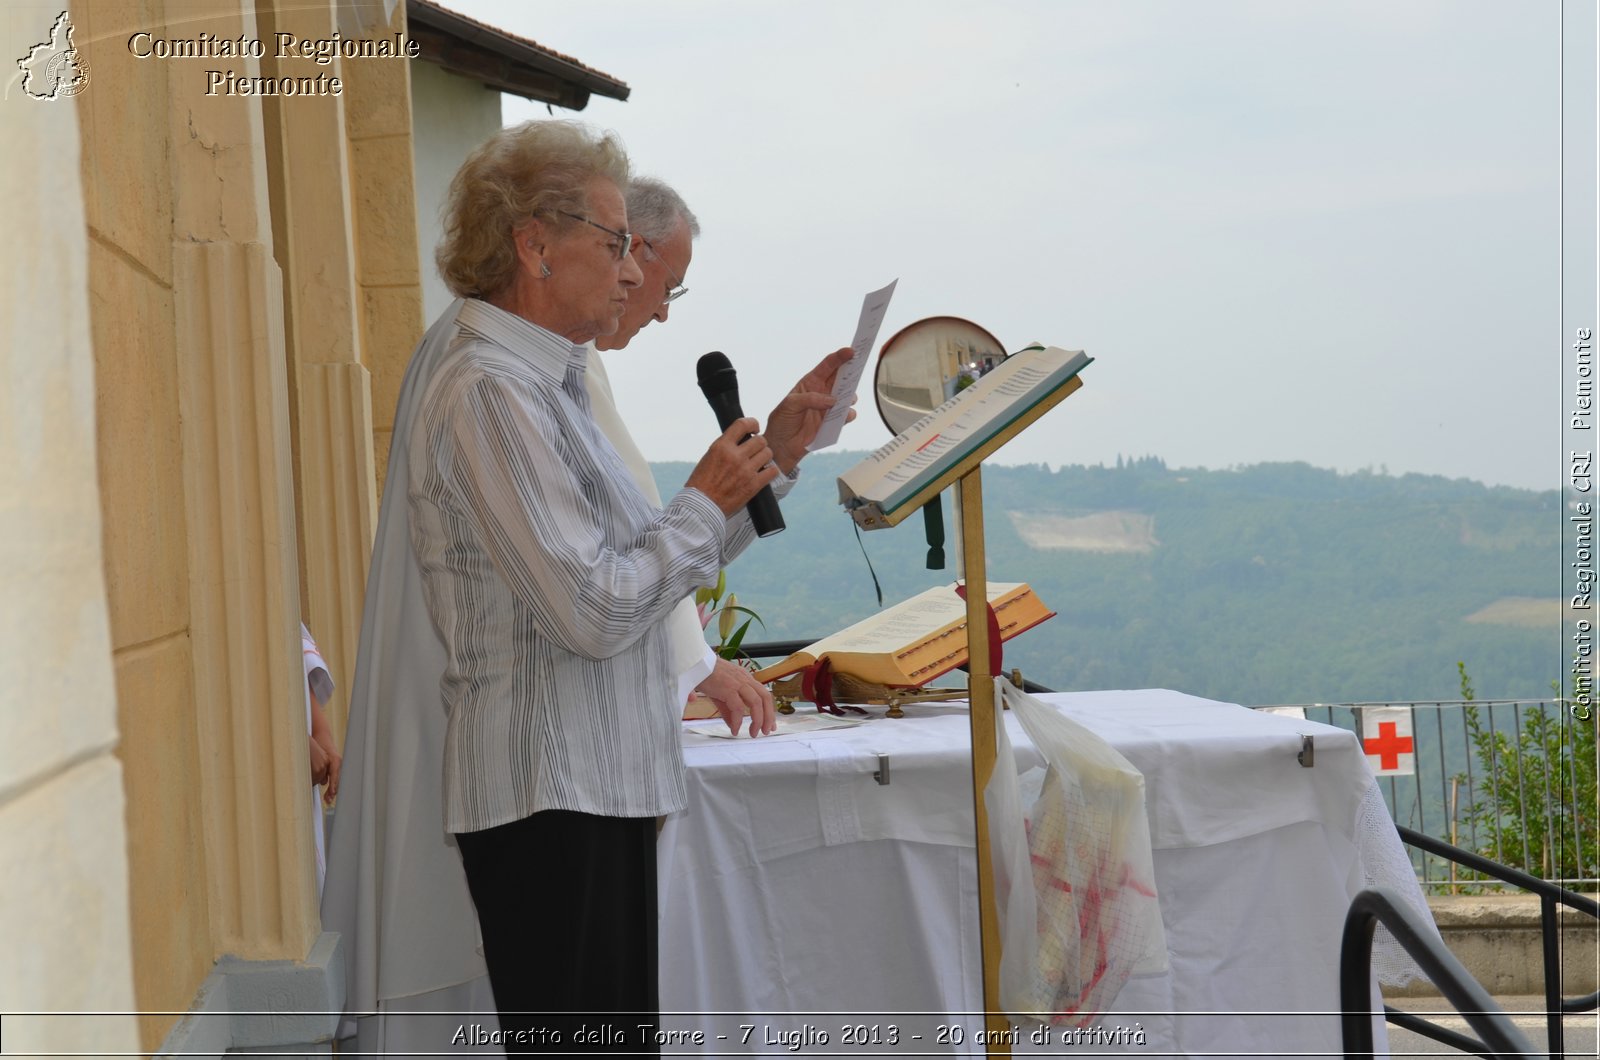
[807,278,897,452]
[684,712,864,739]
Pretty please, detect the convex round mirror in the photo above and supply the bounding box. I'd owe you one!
[874,316,1009,435]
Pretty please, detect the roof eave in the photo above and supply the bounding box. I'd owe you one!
[406,0,630,109]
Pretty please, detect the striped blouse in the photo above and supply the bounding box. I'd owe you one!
[407,299,779,832]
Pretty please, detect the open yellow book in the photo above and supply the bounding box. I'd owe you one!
[753,582,1054,688]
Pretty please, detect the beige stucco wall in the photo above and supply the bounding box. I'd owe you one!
[70,0,425,1044]
[0,2,139,1054]
[70,3,216,1048]
[72,0,363,1048]
[411,60,503,324]
[13,0,460,1046]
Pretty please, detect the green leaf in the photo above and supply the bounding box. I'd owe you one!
[721,618,753,657]
[721,604,764,629]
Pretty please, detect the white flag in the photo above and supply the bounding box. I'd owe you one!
[1361,706,1415,776]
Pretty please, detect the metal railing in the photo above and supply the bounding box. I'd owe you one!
[1340,886,1540,1060]
[1390,826,1600,1059]
[1252,699,1598,892]
[1259,699,1597,1056]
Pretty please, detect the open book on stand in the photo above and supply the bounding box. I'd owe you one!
[838,345,1092,528]
[752,583,1055,688]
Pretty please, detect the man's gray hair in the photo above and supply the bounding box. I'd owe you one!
[627,177,700,243]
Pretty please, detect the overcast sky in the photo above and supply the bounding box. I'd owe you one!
[445,0,1564,491]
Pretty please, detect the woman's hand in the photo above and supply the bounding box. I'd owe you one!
[685,417,780,516]
[695,656,777,737]
[766,347,856,474]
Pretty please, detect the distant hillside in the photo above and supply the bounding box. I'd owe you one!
[651,455,1561,705]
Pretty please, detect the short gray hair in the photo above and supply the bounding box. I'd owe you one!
[436,120,631,300]
[626,177,700,244]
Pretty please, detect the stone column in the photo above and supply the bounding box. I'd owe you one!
[341,2,427,506]
[258,0,379,739]
[165,0,317,960]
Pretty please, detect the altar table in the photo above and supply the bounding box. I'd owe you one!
[657,689,1428,1056]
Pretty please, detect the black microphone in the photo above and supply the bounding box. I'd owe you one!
[696,351,785,538]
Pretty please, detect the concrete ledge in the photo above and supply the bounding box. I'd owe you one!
[1386,894,1599,999]
[156,932,344,1058]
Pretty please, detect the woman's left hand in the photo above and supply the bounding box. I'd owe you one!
[695,657,776,737]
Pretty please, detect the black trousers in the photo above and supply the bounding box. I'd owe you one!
[456,809,660,1057]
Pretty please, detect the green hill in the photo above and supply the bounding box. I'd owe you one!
[651,455,1560,705]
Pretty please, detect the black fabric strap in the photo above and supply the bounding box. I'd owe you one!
[922,496,945,570]
[851,520,884,608]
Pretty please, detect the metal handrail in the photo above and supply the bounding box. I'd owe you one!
[1393,825,1600,1058]
[1341,887,1539,1059]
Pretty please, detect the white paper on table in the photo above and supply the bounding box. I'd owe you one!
[807,278,897,452]
[684,713,865,739]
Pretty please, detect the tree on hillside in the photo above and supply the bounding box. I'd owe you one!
[1453,663,1598,884]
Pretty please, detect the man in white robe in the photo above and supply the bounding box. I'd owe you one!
[589,178,777,723]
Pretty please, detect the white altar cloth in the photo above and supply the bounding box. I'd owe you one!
[657,689,1420,1056]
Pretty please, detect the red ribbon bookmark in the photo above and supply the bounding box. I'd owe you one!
[953,583,1003,676]
[799,657,867,716]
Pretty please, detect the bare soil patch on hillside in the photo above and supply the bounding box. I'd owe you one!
[1008,510,1158,552]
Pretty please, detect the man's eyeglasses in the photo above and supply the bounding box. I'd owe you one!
[555,210,631,262]
[639,235,689,303]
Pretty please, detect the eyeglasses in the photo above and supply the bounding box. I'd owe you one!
[555,210,631,262]
[639,235,689,303]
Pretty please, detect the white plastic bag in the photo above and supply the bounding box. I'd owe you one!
[986,680,1167,1027]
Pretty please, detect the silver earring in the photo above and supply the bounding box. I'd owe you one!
[539,261,552,278]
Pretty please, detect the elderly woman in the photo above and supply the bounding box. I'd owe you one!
[430,123,796,1043]
[325,121,848,1054]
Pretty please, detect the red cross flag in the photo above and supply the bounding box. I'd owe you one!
[1361,706,1416,775]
